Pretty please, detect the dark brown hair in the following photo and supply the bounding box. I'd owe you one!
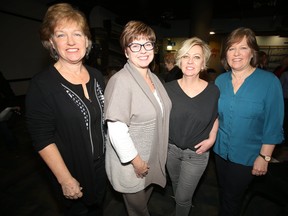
[220,27,259,70]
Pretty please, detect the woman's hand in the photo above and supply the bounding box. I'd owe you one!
[252,156,269,176]
[195,118,218,154]
[38,144,83,199]
[131,154,150,178]
[195,139,214,154]
[61,177,83,199]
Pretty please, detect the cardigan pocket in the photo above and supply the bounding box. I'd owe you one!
[129,119,156,161]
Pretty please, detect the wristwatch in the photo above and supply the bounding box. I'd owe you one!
[259,153,271,162]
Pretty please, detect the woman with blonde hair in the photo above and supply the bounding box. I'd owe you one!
[164,37,219,216]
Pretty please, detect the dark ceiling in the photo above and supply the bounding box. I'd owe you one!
[46,0,287,27]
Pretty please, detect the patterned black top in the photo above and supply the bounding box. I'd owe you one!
[25,64,105,205]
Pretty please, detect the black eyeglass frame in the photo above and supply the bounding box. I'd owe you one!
[127,41,155,52]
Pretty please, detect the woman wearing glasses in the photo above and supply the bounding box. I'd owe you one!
[104,20,171,216]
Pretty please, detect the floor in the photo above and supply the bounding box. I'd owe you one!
[1,98,288,216]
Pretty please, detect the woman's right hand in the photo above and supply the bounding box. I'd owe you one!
[61,177,83,199]
[131,154,150,178]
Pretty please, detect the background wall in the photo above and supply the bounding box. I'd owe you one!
[1,1,288,95]
[0,0,51,96]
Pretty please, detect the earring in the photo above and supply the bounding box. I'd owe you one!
[85,51,89,59]
[52,48,58,61]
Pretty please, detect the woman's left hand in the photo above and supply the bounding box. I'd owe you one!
[194,139,213,154]
[252,156,268,176]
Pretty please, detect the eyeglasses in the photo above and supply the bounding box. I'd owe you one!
[127,42,155,52]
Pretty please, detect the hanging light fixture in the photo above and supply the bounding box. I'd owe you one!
[167,39,175,51]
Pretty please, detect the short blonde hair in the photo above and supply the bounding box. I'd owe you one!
[175,37,211,70]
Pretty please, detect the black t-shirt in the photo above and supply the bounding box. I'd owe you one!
[164,80,219,150]
[165,66,182,82]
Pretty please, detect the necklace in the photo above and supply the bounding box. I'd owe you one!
[58,67,90,100]
[232,67,255,93]
[55,62,88,84]
[144,75,155,92]
[178,78,205,98]
[61,69,89,85]
[232,66,254,80]
[148,75,154,86]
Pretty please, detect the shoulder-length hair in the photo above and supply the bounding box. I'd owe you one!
[220,27,259,70]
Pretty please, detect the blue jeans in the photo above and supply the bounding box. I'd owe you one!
[166,144,209,216]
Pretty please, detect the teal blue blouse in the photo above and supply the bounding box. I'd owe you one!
[213,68,284,166]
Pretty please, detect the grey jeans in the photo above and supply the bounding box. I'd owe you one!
[166,144,209,216]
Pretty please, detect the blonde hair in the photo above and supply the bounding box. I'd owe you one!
[175,37,211,70]
[39,3,92,60]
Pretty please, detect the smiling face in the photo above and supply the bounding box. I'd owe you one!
[50,20,88,64]
[226,36,254,72]
[180,45,205,77]
[125,38,154,70]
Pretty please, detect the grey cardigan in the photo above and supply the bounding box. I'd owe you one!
[104,60,172,193]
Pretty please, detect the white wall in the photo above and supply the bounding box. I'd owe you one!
[257,36,288,46]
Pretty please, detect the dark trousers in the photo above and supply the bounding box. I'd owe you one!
[63,156,107,216]
[122,185,154,216]
[214,154,254,216]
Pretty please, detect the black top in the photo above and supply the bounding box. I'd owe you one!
[0,71,17,111]
[164,80,219,150]
[25,65,105,205]
[165,66,183,82]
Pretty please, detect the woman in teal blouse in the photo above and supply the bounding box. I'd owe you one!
[213,27,284,216]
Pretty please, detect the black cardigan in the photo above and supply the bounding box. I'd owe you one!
[25,64,105,205]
